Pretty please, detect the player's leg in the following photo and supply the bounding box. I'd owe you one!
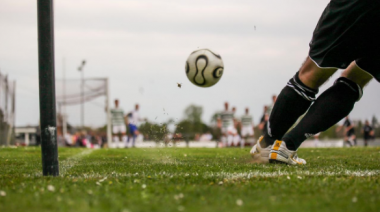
[112,126,119,142]
[351,134,357,146]
[131,133,136,147]
[221,127,225,147]
[262,57,337,147]
[241,127,249,148]
[281,61,372,151]
[231,128,239,147]
[240,127,246,148]
[344,134,352,147]
[221,129,227,147]
[244,127,254,148]
[132,127,138,147]
[240,136,245,148]
[227,134,233,147]
[227,127,234,147]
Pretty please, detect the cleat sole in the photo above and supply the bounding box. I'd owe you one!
[269,159,288,164]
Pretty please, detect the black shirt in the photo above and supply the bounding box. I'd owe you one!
[343,119,352,127]
[363,125,373,138]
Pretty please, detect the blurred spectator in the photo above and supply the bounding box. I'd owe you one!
[362,120,374,147]
[111,99,127,145]
[199,132,213,141]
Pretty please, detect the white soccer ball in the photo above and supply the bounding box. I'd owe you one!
[185,49,224,87]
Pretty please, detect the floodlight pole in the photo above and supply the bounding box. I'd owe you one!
[62,58,67,137]
[78,60,86,128]
[37,0,59,176]
[106,78,112,146]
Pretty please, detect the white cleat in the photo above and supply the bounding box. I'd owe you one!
[250,136,271,164]
[269,140,306,165]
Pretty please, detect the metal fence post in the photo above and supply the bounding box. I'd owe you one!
[37,0,59,176]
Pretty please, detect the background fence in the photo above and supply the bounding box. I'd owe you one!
[0,71,16,145]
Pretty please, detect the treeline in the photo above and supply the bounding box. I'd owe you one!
[139,105,214,141]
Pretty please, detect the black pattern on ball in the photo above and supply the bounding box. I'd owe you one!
[193,55,208,86]
[186,61,189,74]
[213,67,223,78]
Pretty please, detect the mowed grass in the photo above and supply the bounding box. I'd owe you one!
[0,147,380,212]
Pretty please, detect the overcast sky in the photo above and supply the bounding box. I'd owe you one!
[1,0,379,128]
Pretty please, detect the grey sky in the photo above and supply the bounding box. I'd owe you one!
[1,0,379,128]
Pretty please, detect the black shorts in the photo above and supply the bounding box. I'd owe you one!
[309,0,380,81]
[346,129,355,137]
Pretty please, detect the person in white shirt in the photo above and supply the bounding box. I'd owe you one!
[217,102,235,147]
[110,99,126,146]
[240,108,254,148]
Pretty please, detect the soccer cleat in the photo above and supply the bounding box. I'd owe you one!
[269,140,306,165]
[250,136,271,164]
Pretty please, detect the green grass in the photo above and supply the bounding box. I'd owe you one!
[1,147,380,212]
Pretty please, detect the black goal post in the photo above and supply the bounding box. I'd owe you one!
[37,0,59,176]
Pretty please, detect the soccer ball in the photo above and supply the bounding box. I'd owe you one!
[185,49,224,87]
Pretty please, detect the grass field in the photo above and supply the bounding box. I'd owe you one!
[1,147,380,212]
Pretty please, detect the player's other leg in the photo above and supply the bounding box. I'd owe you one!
[351,133,357,146]
[220,128,228,147]
[230,128,240,147]
[242,126,254,148]
[112,126,120,143]
[345,130,355,147]
[131,125,138,147]
[113,125,127,148]
[272,62,373,164]
[226,126,235,147]
[364,137,369,147]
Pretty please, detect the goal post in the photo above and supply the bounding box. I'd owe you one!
[37,0,59,176]
[55,77,112,145]
[106,78,112,147]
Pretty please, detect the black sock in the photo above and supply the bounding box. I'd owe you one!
[263,72,317,147]
[283,77,362,150]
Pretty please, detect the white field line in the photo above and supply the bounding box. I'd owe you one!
[203,170,380,178]
[58,169,380,180]
[60,149,95,176]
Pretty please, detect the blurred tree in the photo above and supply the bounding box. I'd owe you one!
[372,115,378,128]
[175,105,210,140]
[184,105,203,123]
[355,120,363,138]
[209,112,221,140]
[210,112,219,125]
[0,109,6,144]
[139,121,168,142]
